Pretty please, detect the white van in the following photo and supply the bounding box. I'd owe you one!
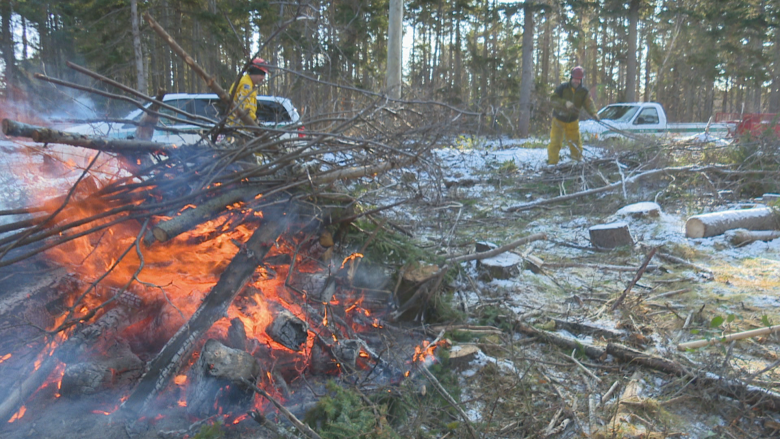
[67,93,303,145]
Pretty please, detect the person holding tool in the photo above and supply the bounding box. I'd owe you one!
[227,58,268,127]
[547,66,599,165]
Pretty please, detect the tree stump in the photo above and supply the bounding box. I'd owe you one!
[685,207,778,238]
[615,201,661,218]
[589,221,634,248]
[477,252,523,280]
[185,339,261,417]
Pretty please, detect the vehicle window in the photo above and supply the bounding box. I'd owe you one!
[598,105,639,122]
[256,100,292,123]
[633,107,659,125]
[189,99,220,121]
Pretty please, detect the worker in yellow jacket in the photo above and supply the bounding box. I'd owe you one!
[547,66,600,165]
[227,58,268,126]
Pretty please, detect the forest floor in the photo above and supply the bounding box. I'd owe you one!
[1,133,780,439]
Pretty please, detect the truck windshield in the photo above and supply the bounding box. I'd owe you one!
[598,105,639,122]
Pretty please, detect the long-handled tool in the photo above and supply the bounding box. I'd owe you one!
[588,116,643,141]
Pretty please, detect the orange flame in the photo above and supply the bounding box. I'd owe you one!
[174,375,187,385]
[0,353,10,364]
[340,252,363,269]
[8,406,26,423]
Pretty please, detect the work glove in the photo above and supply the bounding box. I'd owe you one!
[565,101,575,110]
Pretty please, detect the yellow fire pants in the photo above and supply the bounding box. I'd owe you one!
[547,118,582,164]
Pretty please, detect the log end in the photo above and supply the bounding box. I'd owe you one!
[152,227,169,243]
[684,218,705,239]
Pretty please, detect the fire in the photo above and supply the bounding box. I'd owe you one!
[8,406,26,423]
[0,353,10,364]
[91,410,112,416]
[232,413,248,424]
[340,252,363,269]
[413,340,438,364]
[174,375,187,385]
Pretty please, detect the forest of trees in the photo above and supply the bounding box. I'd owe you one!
[1,0,779,136]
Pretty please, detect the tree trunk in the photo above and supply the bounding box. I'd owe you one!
[1,0,16,104]
[386,0,403,98]
[517,1,535,137]
[130,0,147,94]
[625,0,640,102]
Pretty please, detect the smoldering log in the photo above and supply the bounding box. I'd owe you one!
[227,317,248,351]
[0,305,143,422]
[2,118,186,154]
[120,213,287,416]
[60,340,144,397]
[186,339,261,417]
[266,307,308,351]
[287,271,336,303]
[150,186,262,243]
[685,207,779,238]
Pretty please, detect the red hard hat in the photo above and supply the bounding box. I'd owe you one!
[571,66,584,79]
[249,58,268,75]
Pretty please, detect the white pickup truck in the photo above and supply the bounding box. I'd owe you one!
[579,102,732,140]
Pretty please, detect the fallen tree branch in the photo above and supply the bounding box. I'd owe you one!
[506,165,706,212]
[678,324,780,351]
[611,247,657,311]
[445,233,547,264]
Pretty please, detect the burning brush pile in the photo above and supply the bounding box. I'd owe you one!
[0,20,474,439]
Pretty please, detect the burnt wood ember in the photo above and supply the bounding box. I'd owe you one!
[0,305,145,422]
[265,307,308,351]
[227,317,248,351]
[185,339,261,417]
[120,213,288,416]
[60,340,143,396]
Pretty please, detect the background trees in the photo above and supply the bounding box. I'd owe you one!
[0,0,778,135]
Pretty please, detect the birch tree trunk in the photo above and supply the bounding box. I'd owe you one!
[131,0,147,94]
[517,1,535,138]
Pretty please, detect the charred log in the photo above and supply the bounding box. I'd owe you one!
[185,339,261,417]
[60,340,143,397]
[120,213,287,416]
[266,306,308,352]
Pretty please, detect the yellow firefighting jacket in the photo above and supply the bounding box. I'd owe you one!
[227,74,257,126]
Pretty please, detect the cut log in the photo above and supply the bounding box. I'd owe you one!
[725,229,780,246]
[266,307,308,351]
[120,213,287,416]
[288,272,336,303]
[185,339,261,417]
[150,186,263,243]
[1,119,184,153]
[589,221,634,249]
[685,207,778,238]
